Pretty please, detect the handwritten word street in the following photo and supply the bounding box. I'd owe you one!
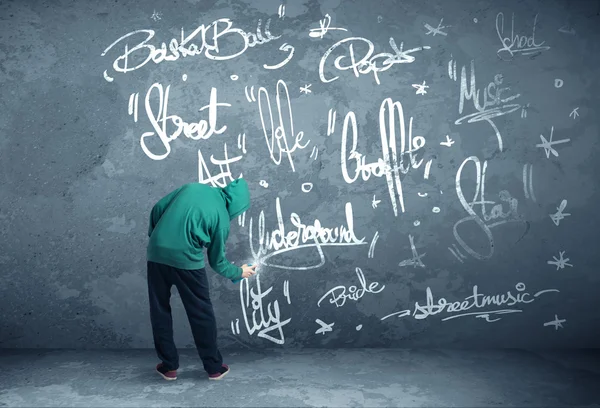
[137,83,230,160]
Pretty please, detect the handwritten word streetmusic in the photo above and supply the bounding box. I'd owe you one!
[240,274,291,345]
[454,156,524,260]
[496,12,550,59]
[137,83,230,160]
[340,98,430,216]
[101,18,281,78]
[381,282,559,323]
[248,198,367,270]
[319,37,430,85]
[317,267,384,308]
[256,80,310,172]
[454,59,520,152]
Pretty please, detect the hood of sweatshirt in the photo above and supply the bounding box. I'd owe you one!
[220,178,250,220]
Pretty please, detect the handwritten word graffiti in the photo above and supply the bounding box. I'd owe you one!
[496,12,550,59]
[198,143,243,187]
[319,37,430,85]
[450,59,520,152]
[255,80,310,172]
[454,156,524,260]
[248,198,367,270]
[101,18,281,79]
[340,98,430,216]
[317,267,384,308]
[309,14,348,39]
[381,282,559,322]
[136,83,230,160]
[239,274,291,345]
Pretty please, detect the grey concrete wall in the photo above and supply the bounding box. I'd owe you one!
[1,0,599,349]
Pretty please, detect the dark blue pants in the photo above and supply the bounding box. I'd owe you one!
[147,261,223,374]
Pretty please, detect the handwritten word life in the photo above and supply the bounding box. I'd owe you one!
[137,83,230,160]
[454,156,523,260]
[102,18,281,78]
[382,282,559,322]
[496,12,550,59]
[248,198,367,270]
[340,98,429,216]
[256,80,310,172]
[319,37,430,85]
[317,267,384,308]
[240,274,291,345]
[454,59,520,151]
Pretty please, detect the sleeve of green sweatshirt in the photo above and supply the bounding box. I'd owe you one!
[206,227,243,280]
[148,186,184,237]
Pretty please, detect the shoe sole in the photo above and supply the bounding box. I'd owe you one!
[156,370,177,381]
[209,369,229,381]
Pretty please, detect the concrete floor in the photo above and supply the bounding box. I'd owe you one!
[0,349,599,407]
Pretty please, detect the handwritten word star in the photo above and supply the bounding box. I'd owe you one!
[300,84,312,94]
[569,107,579,119]
[315,319,334,335]
[549,199,570,226]
[547,251,573,270]
[424,19,449,36]
[536,126,570,159]
[150,10,162,21]
[543,314,566,330]
[412,81,429,95]
[440,135,455,147]
[372,195,381,209]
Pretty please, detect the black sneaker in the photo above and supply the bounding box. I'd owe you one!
[156,363,177,381]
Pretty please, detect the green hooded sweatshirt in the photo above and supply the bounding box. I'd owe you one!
[147,179,250,280]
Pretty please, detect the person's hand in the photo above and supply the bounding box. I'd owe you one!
[241,264,257,279]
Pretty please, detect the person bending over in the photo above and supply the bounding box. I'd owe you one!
[146,178,257,381]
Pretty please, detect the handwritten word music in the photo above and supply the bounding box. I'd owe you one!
[381,282,559,322]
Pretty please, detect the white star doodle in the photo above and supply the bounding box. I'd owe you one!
[547,251,573,270]
[549,199,570,226]
[536,126,570,159]
[424,18,449,36]
[372,195,381,209]
[412,81,429,95]
[543,314,566,330]
[150,10,162,21]
[315,319,334,335]
[569,107,579,119]
[300,84,312,94]
[440,135,455,147]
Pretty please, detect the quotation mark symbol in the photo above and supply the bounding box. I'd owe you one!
[230,318,241,335]
[327,108,337,135]
[244,86,256,102]
[278,4,285,18]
